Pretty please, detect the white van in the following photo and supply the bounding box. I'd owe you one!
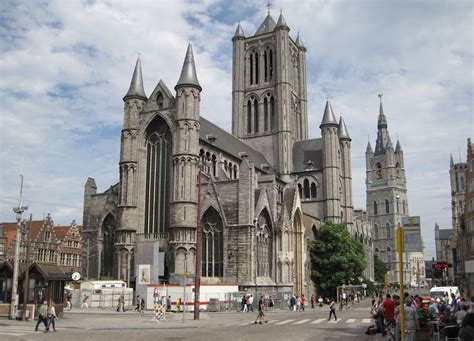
[429,286,460,299]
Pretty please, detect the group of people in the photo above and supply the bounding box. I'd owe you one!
[35,301,57,333]
[366,291,474,341]
[288,294,306,312]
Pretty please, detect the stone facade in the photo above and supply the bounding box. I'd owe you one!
[434,223,454,282]
[82,13,367,294]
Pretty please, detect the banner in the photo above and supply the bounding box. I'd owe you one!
[138,264,151,285]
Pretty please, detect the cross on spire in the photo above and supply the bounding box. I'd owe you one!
[378,93,383,102]
[266,0,272,14]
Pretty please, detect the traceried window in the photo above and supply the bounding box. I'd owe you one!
[263,46,274,82]
[249,49,259,85]
[102,214,116,278]
[385,199,390,214]
[156,92,163,109]
[256,209,272,277]
[201,207,223,278]
[144,116,172,235]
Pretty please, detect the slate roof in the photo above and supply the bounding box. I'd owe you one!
[199,117,273,173]
[254,13,276,36]
[175,44,201,91]
[292,138,323,172]
[124,58,147,99]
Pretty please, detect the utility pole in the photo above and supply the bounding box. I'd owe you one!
[396,225,405,341]
[22,214,32,321]
[10,174,28,320]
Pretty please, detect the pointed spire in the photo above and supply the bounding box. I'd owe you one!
[450,154,454,166]
[276,11,289,30]
[124,57,147,100]
[338,115,351,140]
[232,22,245,40]
[396,139,403,153]
[320,99,338,128]
[377,93,387,128]
[254,13,276,35]
[175,43,201,91]
[295,33,306,50]
[366,140,373,153]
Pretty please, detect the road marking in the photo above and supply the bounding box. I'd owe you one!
[362,318,372,324]
[293,319,311,324]
[355,308,368,311]
[329,319,341,324]
[346,319,356,323]
[238,321,256,325]
[267,320,279,324]
[275,319,296,325]
[312,318,326,324]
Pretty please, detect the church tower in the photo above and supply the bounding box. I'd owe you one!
[169,44,201,274]
[116,58,147,282]
[231,12,308,177]
[339,115,353,229]
[366,95,408,279]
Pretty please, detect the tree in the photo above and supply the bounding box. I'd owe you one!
[374,254,388,283]
[309,223,366,299]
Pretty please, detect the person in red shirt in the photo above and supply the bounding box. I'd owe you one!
[381,293,396,337]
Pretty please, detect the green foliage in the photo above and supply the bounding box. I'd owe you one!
[374,254,388,283]
[309,223,366,298]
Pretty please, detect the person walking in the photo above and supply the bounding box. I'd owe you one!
[248,295,254,312]
[328,300,337,321]
[35,301,49,332]
[310,294,315,309]
[318,296,323,308]
[167,296,172,312]
[175,297,181,313]
[135,295,141,312]
[300,294,305,312]
[117,294,125,312]
[254,295,268,324]
[381,293,396,337]
[46,301,57,332]
[268,295,274,311]
[140,296,145,314]
[81,294,89,309]
[66,292,72,311]
[242,295,248,312]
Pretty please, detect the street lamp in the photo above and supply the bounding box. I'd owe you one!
[194,159,206,320]
[10,173,28,320]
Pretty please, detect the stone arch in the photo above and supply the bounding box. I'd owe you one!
[293,209,304,293]
[256,208,273,278]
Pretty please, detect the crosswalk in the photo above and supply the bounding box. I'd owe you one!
[225,317,372,327]
[0,325,39,338]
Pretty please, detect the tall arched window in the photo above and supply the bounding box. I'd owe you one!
[270,96,275,130]
[264,46,274,82]
[311,183,317,198]
[247,100,252,133]
[256,209,272,277]
[201,207,224,278]
[254,99,259,133]
[264,97,269,131]
[403,200,406,215]
[374,224,378,239]
[144,116,172,235]
[156,92,163,109]
[374,201,378,215]
[298,183,302,198]
[101,214,116,278]
[303,179,310,199]
[386,223,391,239]
[249,49,259,85]
[385,199,390,214]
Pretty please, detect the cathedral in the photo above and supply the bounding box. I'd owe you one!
[82,12,358,294]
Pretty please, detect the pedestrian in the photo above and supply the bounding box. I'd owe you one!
[459,312,474,341]
[66,292,72,311]
[328,300,337,321]
[300,294,305,312]
[381,293,396,337]
[268,295,274,311]
[135,295,141,312]
[35,300,49,332]
[295,295,300,312]
[81,294,89,309]
[175,297,181,313]
[318,296,323,308]
[47,301,57,332]
[397,298,419,341]
[117,294,125,312]
[167,296,172,312]
[310,294,315,309]
[140,297,145,314]
[248,294,254,312]
[254,295,268,324]
[242,295,248,312]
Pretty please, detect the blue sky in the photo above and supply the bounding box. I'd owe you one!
[0,0,472,259]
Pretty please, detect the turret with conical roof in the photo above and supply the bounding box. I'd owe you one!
[275,12,289,30]
[123,58,147,101]
[175,43,201,91]
[295,33,306,51]
[232,23,245,41]
[321,99,341,223]
[339,114,353,228]
[374,95,393,156]
[254,13,276,35]
[170,43,202,275]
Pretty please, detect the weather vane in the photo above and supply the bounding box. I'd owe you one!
[266,0,272,14]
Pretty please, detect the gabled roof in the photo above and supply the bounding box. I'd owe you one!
[254,13,276,36]
[292,138,323,172]
[199,117,273,173]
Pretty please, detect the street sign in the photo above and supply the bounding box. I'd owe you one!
[432,263,451,269]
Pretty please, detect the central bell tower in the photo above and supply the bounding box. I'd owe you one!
[231,12,308,177]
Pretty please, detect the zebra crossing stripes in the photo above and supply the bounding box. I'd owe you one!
[345,319,356,323]
[362,319,372,324]
[293,319,311,325]
[355,308,368,311]
[311,318,326,324]
[266,320,279,324]
[238,321,256,325]
[0,326,37,337]
[328,319,341,324]
[274,319,296,325]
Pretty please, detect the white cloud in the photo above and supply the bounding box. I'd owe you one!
[0,0,472,259]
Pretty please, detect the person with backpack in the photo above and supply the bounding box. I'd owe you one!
[328,300,337,321]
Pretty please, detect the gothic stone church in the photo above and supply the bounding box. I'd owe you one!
[82,12,354,294]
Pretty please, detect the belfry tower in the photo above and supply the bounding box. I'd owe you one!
[231,12,308,177]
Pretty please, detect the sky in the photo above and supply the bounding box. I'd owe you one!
[0,0,472,260]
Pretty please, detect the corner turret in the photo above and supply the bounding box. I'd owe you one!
[123,58,147,101]
[175,43,201,91]
[338,115,351,141]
